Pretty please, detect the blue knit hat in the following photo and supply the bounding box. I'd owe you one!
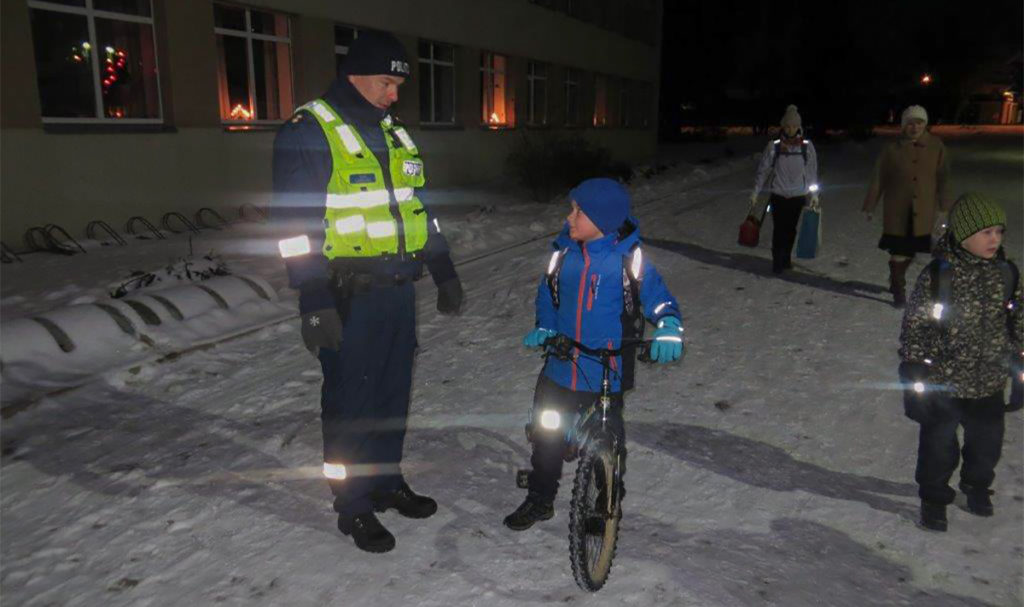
[570,178,631,235]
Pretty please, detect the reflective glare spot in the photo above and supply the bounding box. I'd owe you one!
[335,215,366,234]
[913,382,925,394]
[278,235,311,258]
[432,218,441,233]
[631,248,643,278]
[539,410,561,430]
[654,302,668,315]
[366,221,397,238]
[394,187,415,202]
[923,358,932,364]
[323,462,347,480]
[931,303,944,320]
[809,184,819,193]
[547,251,561,275]
[656,335,683,343]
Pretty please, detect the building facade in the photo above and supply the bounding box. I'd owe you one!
[0,0,662,246]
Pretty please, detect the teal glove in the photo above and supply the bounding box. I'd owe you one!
[650,317,683,363]
[523,328,556,348]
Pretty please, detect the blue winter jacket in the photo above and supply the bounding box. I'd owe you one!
[535,219,681,393]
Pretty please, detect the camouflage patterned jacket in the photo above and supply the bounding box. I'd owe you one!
[899,235,1023,399]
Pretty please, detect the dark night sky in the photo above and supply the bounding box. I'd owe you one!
[659,0,1024,133]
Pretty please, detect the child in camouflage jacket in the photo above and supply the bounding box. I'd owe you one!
[899,193,1022,532]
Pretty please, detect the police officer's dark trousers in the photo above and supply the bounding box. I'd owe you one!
[916,392,1005,505]
[318,282,416,517]
[527,374,625,504]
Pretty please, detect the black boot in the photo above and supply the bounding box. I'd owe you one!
[338,512,396,553]
[919,501,948,532]
[889,259,912,308]
[373,482,438,519]
[961,484,994,517]
[503,494,554,531]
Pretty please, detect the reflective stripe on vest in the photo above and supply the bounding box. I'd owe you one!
[295,99,428,259]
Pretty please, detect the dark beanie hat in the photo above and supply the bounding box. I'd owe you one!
[343,31,411,78]
[570,178,631,235]
[949,192,1006,243]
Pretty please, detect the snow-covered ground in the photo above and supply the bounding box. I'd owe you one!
[2,128,1022,606]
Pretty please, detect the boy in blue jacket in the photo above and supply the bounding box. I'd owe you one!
[504,178,683,530]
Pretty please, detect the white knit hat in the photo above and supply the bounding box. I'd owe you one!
[780,104,802,129]
[901,105,928,126]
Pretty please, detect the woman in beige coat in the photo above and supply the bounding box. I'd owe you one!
[862,105,950,307]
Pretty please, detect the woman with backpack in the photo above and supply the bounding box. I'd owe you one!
[749,105,820,274]
[898,193,1022,532]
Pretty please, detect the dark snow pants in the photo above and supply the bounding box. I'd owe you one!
[915,392,1005,505]
[318,282,417,517]
[527,374,625,503]
[769,194,806,272]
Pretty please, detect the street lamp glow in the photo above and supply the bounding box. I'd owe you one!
[921,74,932,85]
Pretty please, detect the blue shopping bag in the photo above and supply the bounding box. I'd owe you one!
[795,207,821,259]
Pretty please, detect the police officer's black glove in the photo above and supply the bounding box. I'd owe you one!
[1008,352,1024,413]
[436,277,464,315]
[300,308,343,356]
[899,361,934,424]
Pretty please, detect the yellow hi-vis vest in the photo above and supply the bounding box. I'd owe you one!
[297,99,428,259]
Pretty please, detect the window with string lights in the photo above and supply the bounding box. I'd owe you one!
[27,0,162,122]
[480,52,512,128]
[214,4,294,128]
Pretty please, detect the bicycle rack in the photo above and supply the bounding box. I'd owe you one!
[238,203,268,223]
[195,207,229,230]
[125,216,166,240]
[86,220,127,246]
[24,225,75,255]
[1,241,23,263]
[44,223,87,254]
[161,211,200,235]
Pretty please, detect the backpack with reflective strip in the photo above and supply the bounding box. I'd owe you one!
[927,257,1019,329]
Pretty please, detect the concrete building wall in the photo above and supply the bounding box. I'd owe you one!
[1,0,661,245]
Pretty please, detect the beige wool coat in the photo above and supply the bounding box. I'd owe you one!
[862,132,951,237]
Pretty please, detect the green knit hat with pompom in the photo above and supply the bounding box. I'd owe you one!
[949,192,1006,243]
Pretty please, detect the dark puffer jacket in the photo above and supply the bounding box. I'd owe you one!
[899,234,1023,398]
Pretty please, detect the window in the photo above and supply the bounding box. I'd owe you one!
[564,68,580,126]
[214,4,293,125]
[334,24,357,75]
[593,74,608,127]
[527,61,548,126]
[633,81,652,128]
[27,0,161,122]
[418,40,455,125]
[480,52,511,128]
[619,79,631,128]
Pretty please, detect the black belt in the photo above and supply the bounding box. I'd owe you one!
[338,271,412,293]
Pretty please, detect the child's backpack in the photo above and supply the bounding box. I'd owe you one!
[545,243,645,341]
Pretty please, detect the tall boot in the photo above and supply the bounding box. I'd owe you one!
[888,259,912,308]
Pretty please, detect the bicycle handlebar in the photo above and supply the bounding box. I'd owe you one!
[543,334,653,364]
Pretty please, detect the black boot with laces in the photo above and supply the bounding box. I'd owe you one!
[338,511,396,553]
[503,494,554,531]
[373,482,438,519]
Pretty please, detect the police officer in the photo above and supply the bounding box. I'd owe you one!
[271,31,463,553]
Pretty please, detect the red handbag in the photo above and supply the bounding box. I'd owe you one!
[738,202,768,247]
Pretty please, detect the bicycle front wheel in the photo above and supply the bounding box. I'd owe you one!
[568,444,621,591]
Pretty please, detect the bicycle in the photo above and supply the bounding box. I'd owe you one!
[516,333,653,591]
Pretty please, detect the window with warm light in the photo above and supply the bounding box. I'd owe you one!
[214,4,293,125]
[480,52,511,127]
[564,68,580,126]
[619,79,631,128]
[593,74,608,127]
[419,40,456,125]
[527,61,548,126]
[27,0,162,122]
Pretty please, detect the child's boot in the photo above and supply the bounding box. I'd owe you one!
[503,493,554,530]
[919,501,948,532]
